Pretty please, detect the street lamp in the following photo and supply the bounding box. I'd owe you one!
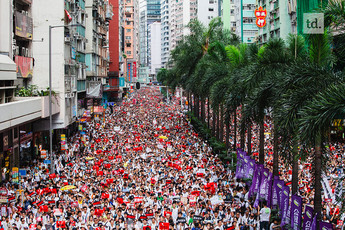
[49,24,79,173]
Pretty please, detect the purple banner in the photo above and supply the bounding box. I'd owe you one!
[266,172,273,207]
[303,206,314,230]
[254,164,263,194]
[242,156,250,179]
[311,214,317,230]
[280,184,290,227]
[290,195,302,230]
[248,164,258,198]
[248,159,255,179]
[319,221,333,230]
[277,179,285,216]
[272,176,279,208]
[259,168,269,200]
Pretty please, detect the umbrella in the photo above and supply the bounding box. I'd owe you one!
[159,136,168,140]
[85,157,94,160]
[60,185,76,191]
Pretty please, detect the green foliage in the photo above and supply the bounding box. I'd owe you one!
[16,85,56,97]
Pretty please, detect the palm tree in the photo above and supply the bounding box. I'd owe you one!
[242,38,291,165]
[299,82,345,219]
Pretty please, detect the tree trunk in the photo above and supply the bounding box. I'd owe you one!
[216,108,220,140]
[247,123,252,156]
[291,140,298,195]
[201,98,205,123]
[189,92,193,113]
[225,111,230,149]
[273,125,279,177]
[194,95,198,117]
[219,105,224,142]
[314,135,322,222]
[240,124,245,150]
[233,110,237,150]
[212,108,216,136]
[259,119,265,164]
[207,98,210,129]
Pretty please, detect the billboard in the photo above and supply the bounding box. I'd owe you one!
[15,56,33,78]
[15,11,33,40]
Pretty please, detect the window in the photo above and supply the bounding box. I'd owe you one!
[209,8,214,11]
[230,9,234,15]
[126,51,132,54]
[126,29,131,33]
[125,36,131,40]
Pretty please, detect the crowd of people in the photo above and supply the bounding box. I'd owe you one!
[0,86,343,230]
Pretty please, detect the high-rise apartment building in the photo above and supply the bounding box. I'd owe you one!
[256,0,297,44]
[148,22,161,75]
[122,0,139,82]
[197,0,220,27]
[222,0,236,33]
[233,0,258,43]
[139,0,160,76]
[85,0,113,102]
[160,0,196,68]
[160,0,169,67]
[108,0,120,101]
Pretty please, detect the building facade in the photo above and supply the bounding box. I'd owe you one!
[107,0,120,101]
[197,0,220,27]
[148,22,161,75]
[233,0,257,43]
[222,0,236,33]
[122,0,140,83]
[0,0,60,173]
[85,0,113,103]
[256,0,296,44]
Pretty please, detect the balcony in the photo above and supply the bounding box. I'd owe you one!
[0,96,59,130]
[243,10,254,18]
[41,96,60,118]
[77,80,86,92]
[75,25,86,37]
[76,0,85,10]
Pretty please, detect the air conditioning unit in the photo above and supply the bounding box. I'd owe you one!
[25,48,29,57]
[74,32,80,37]
[65,37,71,42]
[21,47,26,56]
[65,93,75,98]
[15,46,19,56]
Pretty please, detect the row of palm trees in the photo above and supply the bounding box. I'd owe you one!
[157,0,345,219]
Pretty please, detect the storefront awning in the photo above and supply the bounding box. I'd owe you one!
[0,54,16,80]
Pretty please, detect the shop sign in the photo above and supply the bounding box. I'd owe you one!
[78,125,83,131]
[3,135,8,151]
[15,11,33,40]
[119,77,125,87]
[61,134,66,151]
[12,167,19,184]
[127,63,132,82]
[255,6,267,28]
[133,62,137,78]
[94,106,104,114]
[303,13,324,34]
[0,188,8,197]
[41,150,47,159]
